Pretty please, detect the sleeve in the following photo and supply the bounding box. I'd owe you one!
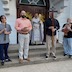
[56,19,60,30]
[62,24,66,28]
[0,25,2,31]
[28,20,32,31]
[62,24,67,32]
[15,19,21,30]
[45,20,48,29]
[9,25,12,31]
[44,19,50,30]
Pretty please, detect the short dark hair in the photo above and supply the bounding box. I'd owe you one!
[0,15,6,22]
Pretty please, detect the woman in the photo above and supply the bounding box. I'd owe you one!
[62,18,72,58]
[0,15,12,65]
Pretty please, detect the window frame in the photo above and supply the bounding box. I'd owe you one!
[19,0,46,7]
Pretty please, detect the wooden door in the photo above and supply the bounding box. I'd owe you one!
[16,0,50,43]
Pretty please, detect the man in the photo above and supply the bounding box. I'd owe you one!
[15,10,32,63]
[31,13,44,45]
[62,18,72,58]
[45,12,60,59]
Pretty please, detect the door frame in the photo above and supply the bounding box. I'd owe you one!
[16,0,50,43]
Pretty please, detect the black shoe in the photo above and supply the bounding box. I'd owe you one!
[36,43,44,45]
[50,53,53,56]
[64,53,67,56]
[45,54,48,58]
[69,55,71,58]
[1,61,4,66]
[41,43,45,45]
[33,44,36,45]
[18,56,19,58]
[5,59,12,62]
[53,56,56,59]
[8,59,12,61]
[29,44,35,45]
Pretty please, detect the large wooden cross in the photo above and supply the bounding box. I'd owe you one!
[48,6,58,47]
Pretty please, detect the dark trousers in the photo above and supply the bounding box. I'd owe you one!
[0,43,9,61]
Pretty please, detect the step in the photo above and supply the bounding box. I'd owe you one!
[8,46,63,53]
[0,43,65,68]
[8,43,63,50]
[8,44,63,53]
[8,49,64,59]
[0,54,71,68]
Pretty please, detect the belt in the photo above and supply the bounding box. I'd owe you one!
[19,33,29,34]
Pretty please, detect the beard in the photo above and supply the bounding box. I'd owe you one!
[21,15,26,18]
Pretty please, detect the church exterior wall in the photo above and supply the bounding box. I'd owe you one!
[0,0,72,44]
[50,0,72,43]
[0,0,17,44]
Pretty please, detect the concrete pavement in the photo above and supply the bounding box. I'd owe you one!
[0,60,72,72]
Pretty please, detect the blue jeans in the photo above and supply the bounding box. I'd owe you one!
[63,37,72,55]
[67,38,72,55]
[63,38,69,54]
[0,43,9,61]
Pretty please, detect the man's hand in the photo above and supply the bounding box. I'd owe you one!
[4,31,8,34]
[17,30,28,34]
[21,27,29,32]
[0,29,5,34]
[49,26,54,29]
[4,29,11,34]
[52,28,56,32]
[49,26,56,32]
[17,27,30,34]
[4,28,7,34]
[2,28,5,32]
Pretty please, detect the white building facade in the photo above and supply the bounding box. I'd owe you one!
[0,0,17,44]
[50,0,72,43]
[0,0,72,44]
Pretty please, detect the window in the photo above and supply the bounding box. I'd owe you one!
[19,0,46,6]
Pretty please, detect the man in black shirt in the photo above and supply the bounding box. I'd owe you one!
[45,12,60,59]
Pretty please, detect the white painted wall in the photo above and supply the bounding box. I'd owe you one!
[69,0,72,18]
[0,0,4,15]
[50,0,64,43]
[5,0,17,44]
[50,0,72,43]
[57,7,68,43]
[56,0,71,43]
[0,0,17,44]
